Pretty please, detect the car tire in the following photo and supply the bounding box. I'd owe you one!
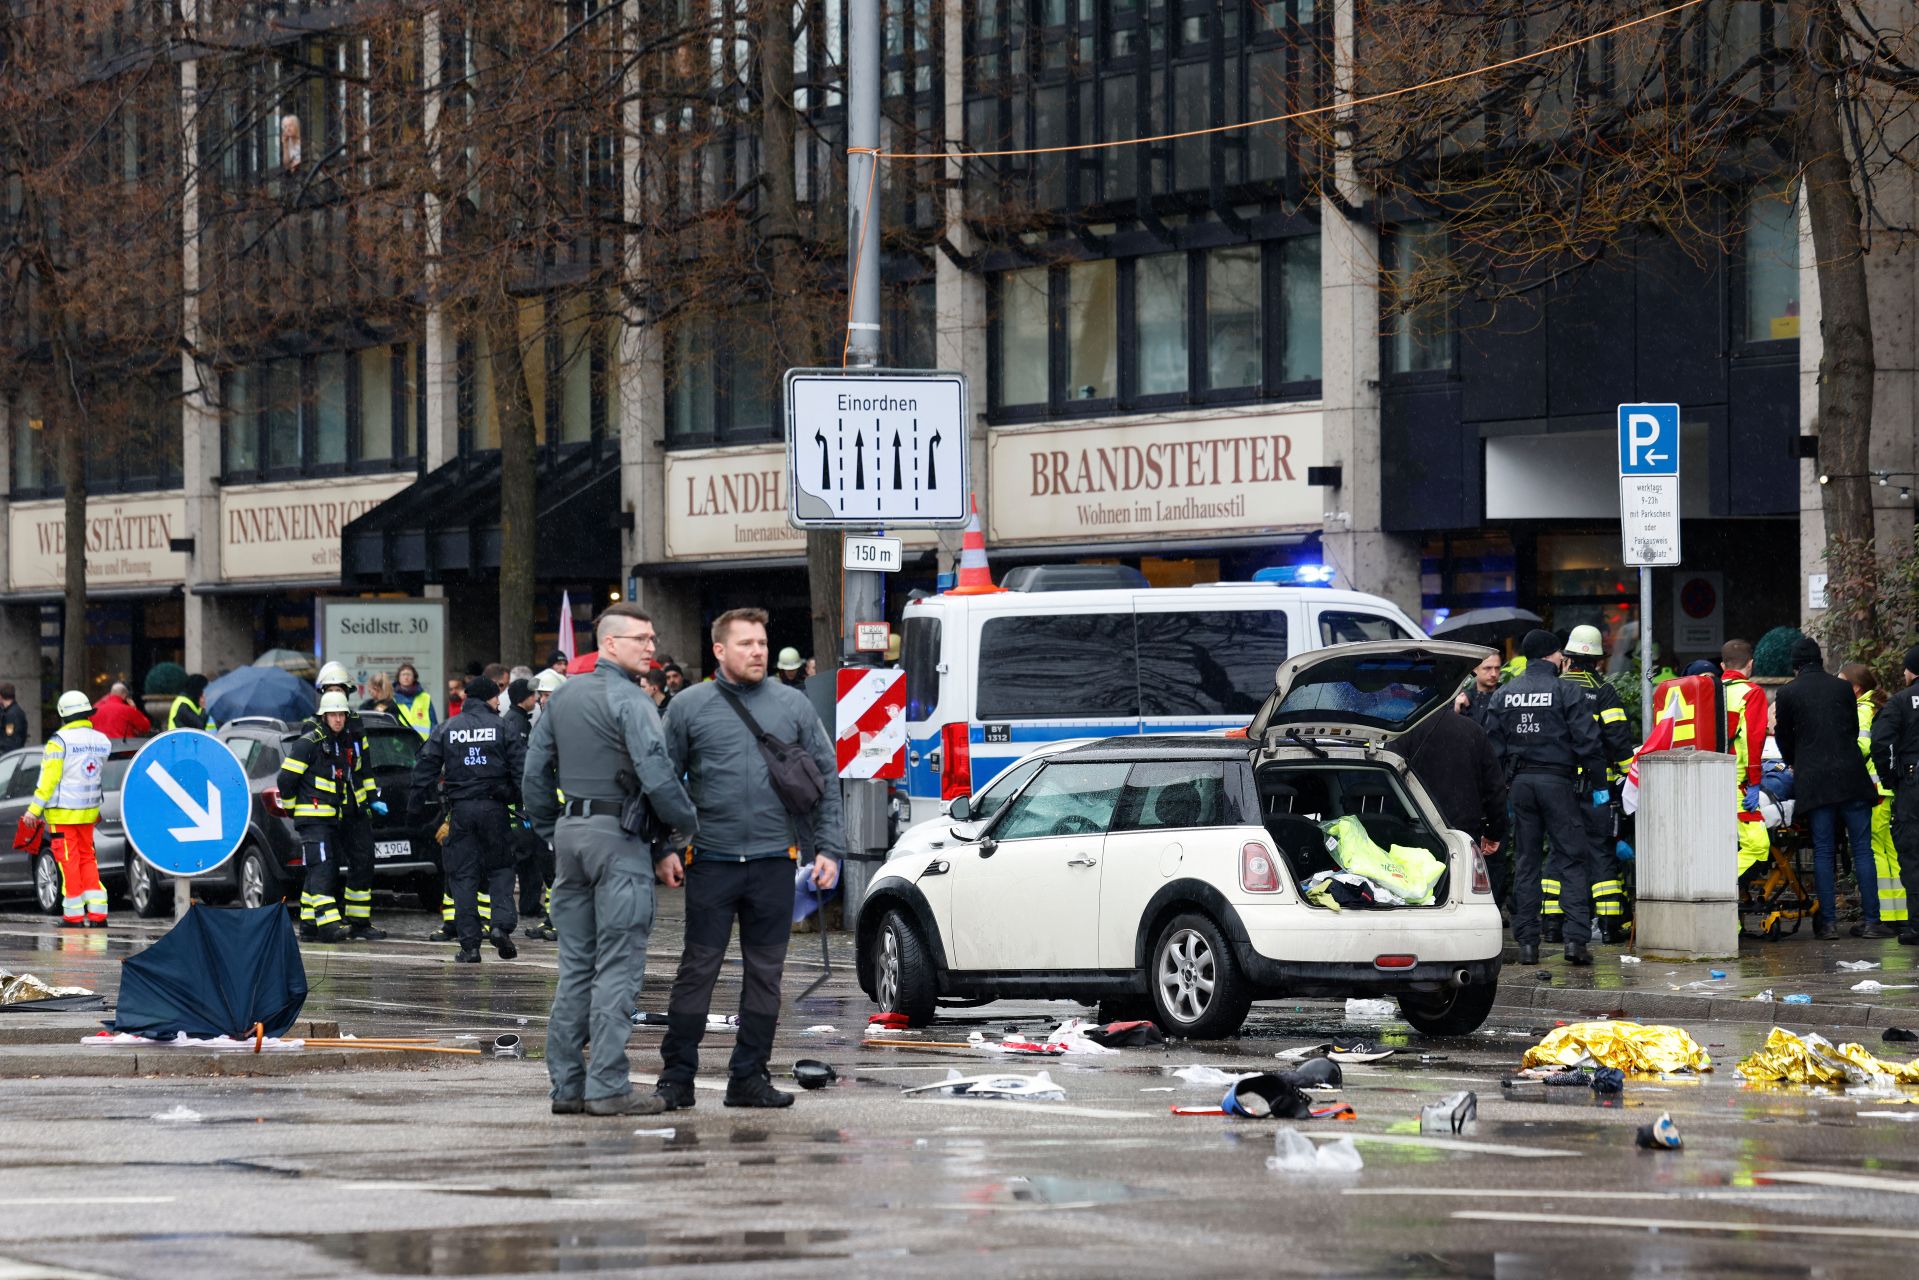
[870,910,937,1027]
[33,852,61,916]
[238,847,278,910]
[1397,980,1499,1037]
[1148,912,1251,1040]
[124,855,173,919]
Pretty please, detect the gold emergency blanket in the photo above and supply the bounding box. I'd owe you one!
[1520,1020,1714,1074]
[1735,1027,1919,1087]
[0,973,95,1004]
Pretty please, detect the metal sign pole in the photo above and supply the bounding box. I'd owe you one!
[1640,566,1653,737]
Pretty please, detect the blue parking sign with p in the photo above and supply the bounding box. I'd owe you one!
[1618,403,1680,476]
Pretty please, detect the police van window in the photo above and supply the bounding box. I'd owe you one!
[904,615,942,721]
[992,761,1130,840]
[1137,610,1289,716]
[977,614,1138,720]
[1114,761,1234,831]
[1317,610,1409,646]
[5,755,41,799]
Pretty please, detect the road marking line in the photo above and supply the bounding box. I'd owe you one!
[1758,1170,1919,1195]
[0,1197,174,1206]
[1452,1210,1919,1240]
[1345,1188,1826,1202]
[916,1098,1158,1120]
[1313,1133,1577,1158]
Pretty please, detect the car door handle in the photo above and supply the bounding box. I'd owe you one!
[1065,856,1098,867]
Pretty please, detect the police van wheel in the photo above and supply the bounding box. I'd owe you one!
[124,855,172,919]
[33,853,60,916]
[871,911,937,1027]
[1397,980,1498,1037]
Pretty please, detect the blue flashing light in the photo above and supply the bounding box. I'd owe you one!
[1253,564,1336,587]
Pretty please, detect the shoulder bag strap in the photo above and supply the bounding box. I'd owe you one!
[715,685,771,741]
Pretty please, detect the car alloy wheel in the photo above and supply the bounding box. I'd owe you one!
[876,923,901,1011]
[1157,927,1216,1025]
[34,853,60,915]
[127,856,153,914]
[240,852,269,909]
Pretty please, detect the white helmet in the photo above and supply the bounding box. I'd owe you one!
[56,690,92,720]
[317,690,352,715]
[1565,625,1606,658]
[533,669,567,694]
[316,661,352,690]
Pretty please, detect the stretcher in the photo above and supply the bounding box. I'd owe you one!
[1740,821,1817,939]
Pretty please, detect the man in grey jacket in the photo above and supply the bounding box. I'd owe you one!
[524,603,697,1117]
[654,607,845,1109]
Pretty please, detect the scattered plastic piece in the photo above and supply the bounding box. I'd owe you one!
[1420,1091,1477,1135]
[1174,1065,1255,1087]
[1709,970,1727,980]
[902,1070,1066,1100]
[801,1025,838,1035]
[1838,960,1882,971]
[0,973,95,1004]
[1285,1056,1343,1088]
[1223,1073,1311,1119]
[792,1059,837,1090]
[1169,1104,1229,1116]
[1782,994,1812,1005]
[1268,1129,1364,1173]
[1736,1027,1919,1086]
[1345,998,1396,1022]
[150,1105,203,1123]
[633,1127,676,1137]
[867,1012,910,1030]
[1857,1111,1919,1121]
[1619,955,1642,965]
[1751,990,1775,1002]
[1140,1087,1175,1093]
[1852,980,1919,993]
[1521,1021,1714,1074]
[1310,1102,1357,1121]
[1275,1043,1396,1065]
[1883,1027,1918,1043]
[1635,1112,1682,1150]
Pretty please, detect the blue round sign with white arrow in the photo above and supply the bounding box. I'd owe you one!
[122,730,250,877]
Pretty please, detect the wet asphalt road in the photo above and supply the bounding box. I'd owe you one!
[3,899,1919,1279]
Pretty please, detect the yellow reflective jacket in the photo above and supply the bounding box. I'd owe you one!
[29,720,111,825]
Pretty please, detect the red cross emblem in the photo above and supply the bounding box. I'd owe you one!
[82,758,100,778]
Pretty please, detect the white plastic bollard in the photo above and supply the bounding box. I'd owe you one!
[1635,750,1739,959]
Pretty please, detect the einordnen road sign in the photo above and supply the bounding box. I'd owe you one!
[121,730,249,877]
[785,369,970,528]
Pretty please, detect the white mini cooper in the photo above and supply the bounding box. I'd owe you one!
[856,641,1504,1039]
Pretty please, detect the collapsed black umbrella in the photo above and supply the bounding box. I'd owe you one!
[108,904,307,1039]
[1429,606,1543,648]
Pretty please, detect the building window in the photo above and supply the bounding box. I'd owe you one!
[264,359,303,472]
[357,346,395,463]
[1743,182,1799,343]
[221,346,416,482]
[312,352,348,468]
[223,368,258,476]
[990,234,1321,419]
[665,316,714,442]
[1386,223,1452,375]
[9,400,46,493]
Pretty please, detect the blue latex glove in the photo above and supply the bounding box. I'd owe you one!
[1615,839,1635,863]
[1743,785,1762,812]
[1590,789,1610,807]
[369,800,389,816]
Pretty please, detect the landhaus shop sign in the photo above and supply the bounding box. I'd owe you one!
[985,409,1323,544]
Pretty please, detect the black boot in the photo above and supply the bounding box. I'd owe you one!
[453,947,481,964]
[490,928,518,960]
[653,1080,698,1111]
[426,923,456,942]
[1541,919,1564,944]
[299,924,318,942]
[1563,941,1593,966]
[659,1013,706,1089]
[315,924,344,944]
[348,923,388,941]
[1517,943,1539,965]
[725,1071,795,1108]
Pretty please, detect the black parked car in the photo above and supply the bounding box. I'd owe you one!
[214,713,445,910]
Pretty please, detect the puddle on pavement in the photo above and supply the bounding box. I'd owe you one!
[294,1223,851,1273]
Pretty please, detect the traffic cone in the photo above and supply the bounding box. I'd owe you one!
[945,493,1004,595]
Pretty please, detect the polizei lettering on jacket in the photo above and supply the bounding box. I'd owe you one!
[446,727,499,744]
[1504,692,1554,707]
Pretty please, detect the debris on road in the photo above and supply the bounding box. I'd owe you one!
[902,1071,1066,1100]
[1851,980,1919,993]
[1837,960,1882,971]
[1,972,95,1004]
[792,1059,837,1089]
[1082,1019,1164,1049]
[1752,990,1775,1002]
[1268,1129,1364,1173]
[1635,1112,1682,1150]
[150,1105,203,1123]
[633,1127,676,1137]
[1420,1091,1477,1135]
[1344,998,1396,1022]
[1735,1028,1919,1087]
[1223,1073,1311,1119]
[1619,955,1642,965]
[1884,1028,1918,1043]
[1521,1021,1713,1074]
[1275,1043,1396,1065]
[1783,994,1812,1004]
[1173,1065,1252,1087]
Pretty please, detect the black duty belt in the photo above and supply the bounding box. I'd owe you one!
[561,798,623,818]
[1515,765,1575,778]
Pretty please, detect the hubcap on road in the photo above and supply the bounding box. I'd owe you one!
[1157,929,1215,1024]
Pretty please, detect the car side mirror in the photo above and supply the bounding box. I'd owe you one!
[948,794,973,822]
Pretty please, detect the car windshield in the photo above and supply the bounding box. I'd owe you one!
[366,730,421,770]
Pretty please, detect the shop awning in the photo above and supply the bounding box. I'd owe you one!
[342,443,621,589]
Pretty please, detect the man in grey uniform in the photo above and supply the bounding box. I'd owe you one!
[523,603,697,1117]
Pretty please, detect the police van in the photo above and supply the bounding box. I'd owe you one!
[900,564,1423,822]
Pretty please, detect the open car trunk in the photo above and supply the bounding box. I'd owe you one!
[1255,759,1453,909]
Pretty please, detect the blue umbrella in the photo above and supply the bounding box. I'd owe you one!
[205,666,317,726]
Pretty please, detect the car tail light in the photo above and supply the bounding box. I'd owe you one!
[1471,849,1492,896]
[1374,954,1418,970]
[263,786,288,818]
[1240,841,1280,893]
[939,723,971,801]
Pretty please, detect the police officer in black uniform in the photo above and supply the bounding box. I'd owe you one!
[1869,644,1919,947]
[1487,629,1606,966]
[411,676,526,963]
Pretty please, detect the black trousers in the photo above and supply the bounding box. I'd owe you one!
[338,810,376,925]
[442,797,519,950]
[513,826,551,918]
[1511,772,1594,946]
[659,856,794,1083]
[1890,775,1919,918]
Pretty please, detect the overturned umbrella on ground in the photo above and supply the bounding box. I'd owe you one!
[107,904,308,1039]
